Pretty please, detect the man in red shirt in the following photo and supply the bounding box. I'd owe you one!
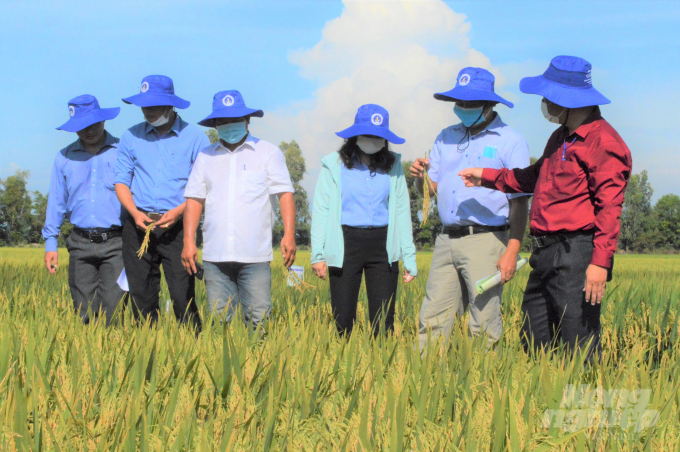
[459,56,632,360]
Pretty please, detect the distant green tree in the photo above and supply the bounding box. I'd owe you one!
[620,170,654,252]
[205,129,218,144]
[653,194,680,250]
[0,170,33,245]
[273,140,311,247]
[27,191,48,244]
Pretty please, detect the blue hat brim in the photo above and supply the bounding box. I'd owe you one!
[335,124,405,144]
[197,107,264,127]
[56,107,120,132]
[122,93,190,109]
[520,75,610,108]
[434,87,513,108]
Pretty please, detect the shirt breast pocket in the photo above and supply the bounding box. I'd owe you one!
[241,170,267,201]
[553,161,584,197]
[478,155,503,170]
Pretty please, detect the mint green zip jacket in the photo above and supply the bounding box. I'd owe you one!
[311,151,417,276]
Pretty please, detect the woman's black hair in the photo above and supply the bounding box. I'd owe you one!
[338,136,395,173]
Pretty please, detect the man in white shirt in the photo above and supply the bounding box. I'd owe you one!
[182,90,296,327]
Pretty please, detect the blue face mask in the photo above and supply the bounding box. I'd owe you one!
[454,105,486,128]
[216,121,247,144]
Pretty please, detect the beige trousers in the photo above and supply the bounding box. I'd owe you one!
[418,230,508,350]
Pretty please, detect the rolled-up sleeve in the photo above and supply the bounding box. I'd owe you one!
[114,132,134,186]
[183,152,207,199]
[583,139,632,268]
[42,155,68,252]
[266,146,294,195]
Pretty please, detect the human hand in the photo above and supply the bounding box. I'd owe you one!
[133,210,154,231]
[45,251,58,274]
[410,158,430,178]
[181,242,198,275]
[312,262,327,280]
[496,251,518,284]
[156,206,182,229]
[584,264,608,305]
[403,270,415,283]
[458,168,483,187]
[281,234,297,268]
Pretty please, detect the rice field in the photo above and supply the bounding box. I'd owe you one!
[0,248,679,451]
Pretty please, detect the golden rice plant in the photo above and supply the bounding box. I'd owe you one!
[137,222,156,258]
[0,248,678,451]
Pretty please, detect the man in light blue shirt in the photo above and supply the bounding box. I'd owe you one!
[115,75,209,331]
[43,94,125,325]
[410,67,530,349]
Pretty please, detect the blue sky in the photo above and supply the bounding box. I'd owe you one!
[1,0,678,201]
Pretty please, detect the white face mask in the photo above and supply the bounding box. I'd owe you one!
[541,99,566,124]
[146,108,172,127]
[356,136,386,155]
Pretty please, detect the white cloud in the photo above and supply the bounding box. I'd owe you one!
[259,0,508,190]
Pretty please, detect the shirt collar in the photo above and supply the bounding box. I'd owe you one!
[570,106,602,140]
[73,130,117,154]
[143,114,184,136]
[452,112,505,137]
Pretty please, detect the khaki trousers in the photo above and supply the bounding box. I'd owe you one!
[418,230,508,350]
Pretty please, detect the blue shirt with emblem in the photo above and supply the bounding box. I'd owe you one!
[114,115,210,213]
[42,131,124,252]
[428,114,530,226]
[340,160,390,227]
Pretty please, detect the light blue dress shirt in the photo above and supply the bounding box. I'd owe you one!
[42,132,124,252]
[428,114,531,226]
[340,160,390,227]
[114,115,210,213]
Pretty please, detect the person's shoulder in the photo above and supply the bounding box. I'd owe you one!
[198,142,219,157]
[494,122,529,150]
[321,151,341,167]
[390,150,402,162]
[590,118,631,157]
[57,138,80,159]
[122,122,148,140]
[436,124,463,143]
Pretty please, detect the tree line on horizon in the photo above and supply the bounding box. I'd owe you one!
[1,140,678,254]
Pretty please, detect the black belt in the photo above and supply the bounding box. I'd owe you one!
[72,227,122,243]
[442,224,509,239]
[530,230,594,249]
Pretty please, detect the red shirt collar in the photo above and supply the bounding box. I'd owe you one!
[568,106,602,140]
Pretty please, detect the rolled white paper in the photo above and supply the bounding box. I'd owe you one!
[475,257,529,294]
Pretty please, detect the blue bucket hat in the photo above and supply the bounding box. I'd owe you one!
[434,67,513,108]
[520,56,610,108]
[122,75,190,109]
[56,94,120,132]
[336,104,405,144]
[197,90,264,127]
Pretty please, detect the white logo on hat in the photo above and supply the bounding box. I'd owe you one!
[68,106,75,117]
[371,113,383,125]
[141,82,149,93]
[459,74,471,86]
[584,70,592,85]
[223,95,235,107]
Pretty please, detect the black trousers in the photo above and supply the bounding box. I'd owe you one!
[122,213,201,331]
[521,233,602,360]
[329,226,399,337]
[66,233,126,326]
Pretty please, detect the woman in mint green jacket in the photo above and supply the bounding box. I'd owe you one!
[311,104,417,337]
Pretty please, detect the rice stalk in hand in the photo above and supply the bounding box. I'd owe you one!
[287,268,314,293]
[137,222,156,258]
[420,154,436,228]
